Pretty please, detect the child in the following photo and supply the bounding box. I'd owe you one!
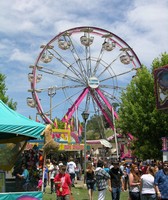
[37,176,43,191]
[122,170,128,191]
[54,165,72,200]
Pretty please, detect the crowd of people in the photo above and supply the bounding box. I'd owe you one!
[11,146,168,200]
[85,159,168,200]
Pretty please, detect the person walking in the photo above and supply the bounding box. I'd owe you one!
[46,159,52,185]
[54,165,72,200]
[103,161,110,173]
[109,161,124,200]
[16,164,30,191]
[66,157,76,187]
[129,164,141,200]
[140,166,156,200]
[122,169,129,191]
[154,160,168,200]
[75,159,82,181]
[43,165,48,193]
[49,160,59,194]
[85,162,96,200]
[95,160,111,200]
[37,175,43,191]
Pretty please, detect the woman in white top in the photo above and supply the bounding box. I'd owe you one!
[129,164,141,200]
[140,166,156,200]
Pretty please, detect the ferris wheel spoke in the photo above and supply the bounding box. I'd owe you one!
[92,48,104,77]
[100,88,121,103]
[48,48,86,82]
[100,85,126,90]
[85,46,92,77]
[85,47,91,77]
[45,89,83,114]
[87,32,93,77]
[67,36,88,82]
[97,53,122,79]
[91,95,101,114]
[92,35,114,77]
[91,90,114,129]
[37,66,85,84]
[80,31,93,78]
[84,92,91,112]
[100,68,135,83]
[35,84,84,93]
[90,96,105,138]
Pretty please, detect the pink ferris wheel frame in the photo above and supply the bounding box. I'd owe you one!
[29,26,141,130]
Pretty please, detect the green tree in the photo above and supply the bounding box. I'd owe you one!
[118,53,168,160]
[0,73,17,109]
[86,114,113,139]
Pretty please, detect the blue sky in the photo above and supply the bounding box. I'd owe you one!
[0,0,168,122]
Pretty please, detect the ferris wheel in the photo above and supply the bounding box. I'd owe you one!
[27,26,141,129]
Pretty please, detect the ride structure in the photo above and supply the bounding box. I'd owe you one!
[27,26,141,146]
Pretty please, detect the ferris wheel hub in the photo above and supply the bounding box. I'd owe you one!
[88,77,99,89]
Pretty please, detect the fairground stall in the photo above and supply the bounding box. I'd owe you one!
[0,100,45,200]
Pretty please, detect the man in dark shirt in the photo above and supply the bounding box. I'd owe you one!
[154,160,168,200]
[109,161,124,200]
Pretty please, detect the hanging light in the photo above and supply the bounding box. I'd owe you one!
[27,97,36,108]
[48,86,56,97]
[80,35,94,46]
[81,111,89,122]
[58,39,71,50]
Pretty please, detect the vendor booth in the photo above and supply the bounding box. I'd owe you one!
[0,100,45,200]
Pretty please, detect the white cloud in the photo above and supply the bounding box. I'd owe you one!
[9,48,33,63]
[0,0,167,120]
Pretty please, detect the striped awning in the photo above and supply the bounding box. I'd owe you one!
[100,139,112,148]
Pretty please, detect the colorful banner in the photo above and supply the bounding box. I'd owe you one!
[52,128,71,143]
[0,191,42,200]
[154,65,168,110]
[58,144,84,151]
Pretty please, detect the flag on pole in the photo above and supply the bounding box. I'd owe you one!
[78,122,83,137]
[70,117,74,131]
[64,115,68,129]
[54,118,58,128]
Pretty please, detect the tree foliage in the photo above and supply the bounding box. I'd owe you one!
[0,73,17,110]
[86,114,113,139]
[118,52,168,160]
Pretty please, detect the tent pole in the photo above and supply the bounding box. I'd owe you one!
[41,152,46,192]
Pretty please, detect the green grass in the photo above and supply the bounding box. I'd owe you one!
[43,186,129,200]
